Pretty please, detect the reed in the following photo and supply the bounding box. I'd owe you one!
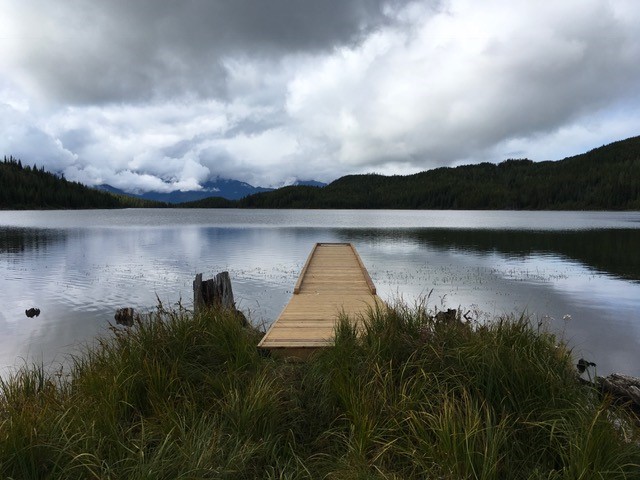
[1,300,638,479]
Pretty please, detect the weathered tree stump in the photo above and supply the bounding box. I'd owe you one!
[434,309,458,323]
[115,307,137,327]
[194,271,235,312]
[193,271,247,325]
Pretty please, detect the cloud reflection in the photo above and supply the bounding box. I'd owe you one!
[1,210,639,378]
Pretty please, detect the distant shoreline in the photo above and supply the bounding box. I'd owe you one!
[3,135,640,210]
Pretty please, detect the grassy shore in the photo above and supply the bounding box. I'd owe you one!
[1,301,639,479]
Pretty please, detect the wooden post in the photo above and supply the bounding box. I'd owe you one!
[193,271,236,314]
[212,271,235,309]
[114,307,137,327]
[193,273,205,314]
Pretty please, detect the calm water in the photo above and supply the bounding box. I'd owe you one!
[1,209,639,377]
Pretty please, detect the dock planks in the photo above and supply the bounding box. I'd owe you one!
[258,243,382,358]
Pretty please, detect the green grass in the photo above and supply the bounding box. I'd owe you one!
[1,301,639,479]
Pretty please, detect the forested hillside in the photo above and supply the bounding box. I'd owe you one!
[4,135,640,210]
[238,136,640,210]
[0,157,163,209]
[176,196,236,208]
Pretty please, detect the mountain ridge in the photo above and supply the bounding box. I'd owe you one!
[2,135,640,210]
[98,178,327,203]
[235,135,640,210]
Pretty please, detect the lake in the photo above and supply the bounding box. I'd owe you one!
[1,209,639,377]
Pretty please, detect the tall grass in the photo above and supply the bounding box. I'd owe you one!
[1,301,639,479]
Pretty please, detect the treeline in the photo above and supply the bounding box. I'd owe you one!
[5,134,640,210]
[235,135,640,210]
[177,196,236,208]
[344,228,640,283]
[0,156,164,209]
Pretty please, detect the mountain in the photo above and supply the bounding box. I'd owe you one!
[100,178,328,204]
[99,178,275,204]
[238,135,640,210]
[5,135,639,210]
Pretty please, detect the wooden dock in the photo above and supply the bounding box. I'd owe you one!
[258,243,382,358]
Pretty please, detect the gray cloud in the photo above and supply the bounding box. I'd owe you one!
[284,0,640,169]
[1,0,639,192]
[4,0,407,105]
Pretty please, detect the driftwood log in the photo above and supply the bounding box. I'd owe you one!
[598,373,640,413]
[193,271,247,326]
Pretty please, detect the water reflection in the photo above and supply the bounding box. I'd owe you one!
[1,211,639,379]
[340,228,640,282]
[0,227,68,254]
[342,230,640,377]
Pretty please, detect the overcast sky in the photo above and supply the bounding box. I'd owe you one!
[1,0,640,192]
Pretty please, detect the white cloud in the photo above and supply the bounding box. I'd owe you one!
[0,100,77,170]
[1,0,640,191]
[285,0,640,172]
